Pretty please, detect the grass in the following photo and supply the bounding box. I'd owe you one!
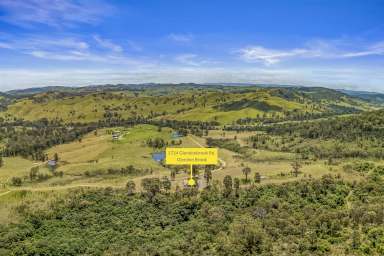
[0,189,71,225]
[0,127,207,224]
[1,125,375,191]
[189,134,364,186]
[245,148,296,161]
[1,88,374,124]
[0,86,381,229]
[45,125,173,177]
[0,157,38,184]
[0,127,377,226]
[0,124,204,190]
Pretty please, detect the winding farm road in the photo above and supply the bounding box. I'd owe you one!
[0,190,12,197]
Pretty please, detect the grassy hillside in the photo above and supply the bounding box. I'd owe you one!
[0,85,376,124]
[0,125,181,189]
[46,125,173,175]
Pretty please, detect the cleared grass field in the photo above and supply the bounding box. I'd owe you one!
[205,130,257,146]
[42,125,180,186]
[0,127,377,225]
[0,124,208,190]
[46,125,173,174]
[189,134,364,186]
[1,125,372,191]
[0,157,39,184]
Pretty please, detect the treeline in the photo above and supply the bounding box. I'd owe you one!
[0,116,217,161]
[265,110,384,142]
[248,133,384,160]
[235,111,348,125]
[84,165,151,177]
[0,175,383,255]
[98,116,218,129]
[98,117,218,136]
[0,119,95,160]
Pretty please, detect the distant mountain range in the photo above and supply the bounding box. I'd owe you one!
[3,83,384,105]
[337,89,384,104]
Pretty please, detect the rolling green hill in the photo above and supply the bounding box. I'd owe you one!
[0,85,378,124]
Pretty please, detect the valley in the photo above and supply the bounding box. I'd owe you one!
[0,84,383,255]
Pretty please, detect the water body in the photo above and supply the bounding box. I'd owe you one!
[152,152,165,162]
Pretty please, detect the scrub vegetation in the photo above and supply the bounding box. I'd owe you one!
[0,84,383,255]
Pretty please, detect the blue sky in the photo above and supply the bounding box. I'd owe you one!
[0,0,384,92]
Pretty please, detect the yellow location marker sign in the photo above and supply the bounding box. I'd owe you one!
[166,148,218,186]
[166,148,218,165]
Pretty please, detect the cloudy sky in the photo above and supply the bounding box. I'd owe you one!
[0,0,383,92]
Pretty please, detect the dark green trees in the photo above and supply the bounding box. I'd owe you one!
[161,176,172,192]
[141,178,161,199]
[292,161,302,177]
[223,175,233,197]
[146,138,166,149]
[1,174,383,255]
[204,168,212,186]
[242,167,251,183]
[141,177,172,198]
[254,172,261,183]
[234,177,240,196]
[170,170,176,181]
[29,166,39,181]
[126,180,136,196]
[11,177,22,186]
[53,153,59,162]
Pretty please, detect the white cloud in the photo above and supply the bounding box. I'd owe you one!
[238,40,384,65]
[341,41,384,57]
[0,34,90,52]
[175,54,214,66]
[0,35,148,65]
[93,35,123,52]
[168,33,194,43]
[29,50,101,61]
[27,37,90,50]
[1,67,384,93]
[26,49,145,65]
[238,46,309,65]
[0,0,113,27]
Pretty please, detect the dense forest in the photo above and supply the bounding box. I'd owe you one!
[0,175,383,255]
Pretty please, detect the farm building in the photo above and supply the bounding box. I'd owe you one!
[47,160,57,170]
[112,131,121,140]
[171,132,183,139]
